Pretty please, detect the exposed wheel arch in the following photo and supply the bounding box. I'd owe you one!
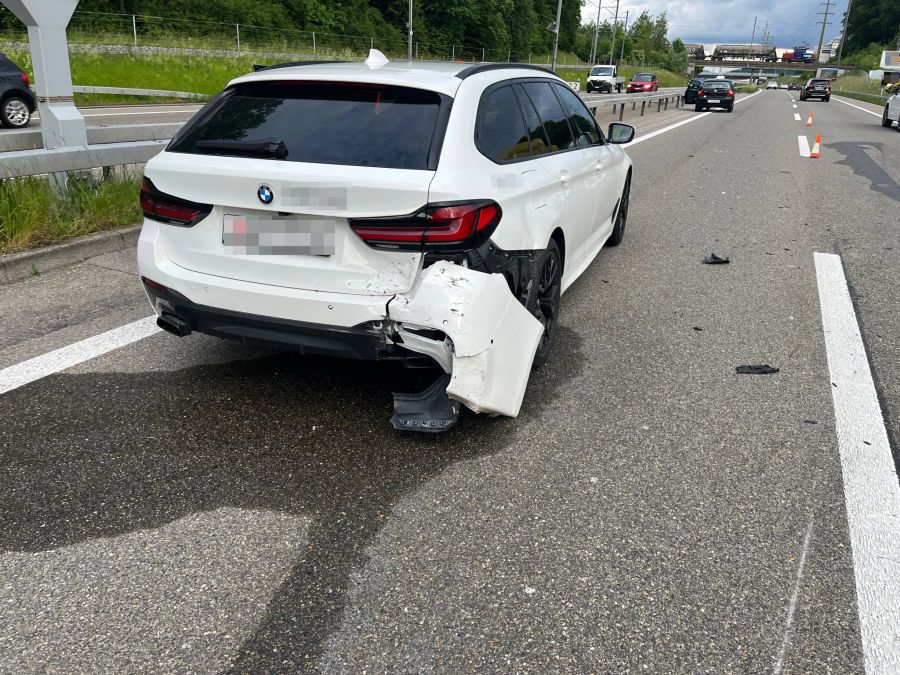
[550,228,566,273]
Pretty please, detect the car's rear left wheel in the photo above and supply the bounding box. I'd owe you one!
[606,174,630,247]
[529,239,562,369]
[882,106,893,127]
[1,96,30,128]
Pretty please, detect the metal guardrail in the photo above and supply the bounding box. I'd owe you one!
[1,122,185,153]
[72,85,209,100]
[0,141,168,180]
[581,89,687,121]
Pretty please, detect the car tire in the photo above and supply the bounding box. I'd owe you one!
[824,96,830,102]
[695,104,703,112]
[528,238,562,369]
[606,174,630,248]
[1,95,31,128]
[727,105,734,113]
[882,106,893,127]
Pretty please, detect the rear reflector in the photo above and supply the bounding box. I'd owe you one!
[20,72,29,86]
[141,276,169,293]
[140,177,212,227]
[349,201,502,252]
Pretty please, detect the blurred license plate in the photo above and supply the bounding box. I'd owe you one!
[708,99,721,103]
[223,214,335,256]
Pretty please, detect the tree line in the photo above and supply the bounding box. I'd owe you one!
[1,0,687,68]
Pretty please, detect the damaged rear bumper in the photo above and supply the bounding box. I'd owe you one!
[387,261,543,419]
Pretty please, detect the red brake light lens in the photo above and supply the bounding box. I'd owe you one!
[727,90,734,97]
[20,72,29,86]
[140,177,212,227]
[697,88,705,97]
[349,201,502,252]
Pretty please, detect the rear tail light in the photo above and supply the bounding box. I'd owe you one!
[726,90,734,96]
[697,89,705,97]
[140,177,212,227]
[20,72,29,86]
[349,201,502,252]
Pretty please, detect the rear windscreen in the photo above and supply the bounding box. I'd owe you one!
[169,82,445,170]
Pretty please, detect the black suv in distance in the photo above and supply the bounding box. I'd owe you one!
[694,79,735,112]
[0,52,36,128]
[800,78,830,102]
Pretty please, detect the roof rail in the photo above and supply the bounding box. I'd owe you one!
[455,63,554,80]
[252,60,345,72]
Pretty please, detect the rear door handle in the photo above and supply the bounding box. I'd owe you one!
[560,172,570,185]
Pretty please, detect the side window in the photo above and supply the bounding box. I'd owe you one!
[513,84,552,156]
[521,81,575,152]
[553,82,602,147]
[475,85,531,162]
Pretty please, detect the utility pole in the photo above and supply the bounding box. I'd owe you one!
[749,16,757,53]
[407,0,413,60]
[608,0,620,64]
[590,1,602,65]
[550,0,563,71]
[836,0,852,65]
[815,0,833,63]
[618,10,629,65]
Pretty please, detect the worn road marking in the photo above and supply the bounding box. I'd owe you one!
[834,97,882,118]
[774,516,814,674]
[814,252,900,674]
[625,90,761,148]
[798,135,811,157]
[0,316,160,395]
[794,113,802,121]
[793,104,798,109]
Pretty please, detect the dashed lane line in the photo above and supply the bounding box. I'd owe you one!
[833,97,883,118]
[798,135,811,157]
[0,316,160,394]
[794,113,802,122]
[814,252,900,674]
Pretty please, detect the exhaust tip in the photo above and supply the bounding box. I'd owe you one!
[157,314,192,337]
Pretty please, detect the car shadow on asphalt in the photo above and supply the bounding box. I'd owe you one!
[828,141,900,203]
[0,326,584,670]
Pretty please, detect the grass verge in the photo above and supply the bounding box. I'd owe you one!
[0,175,141,255]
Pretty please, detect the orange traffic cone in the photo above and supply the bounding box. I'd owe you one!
[810,134,821,158]
[806,112,813,127]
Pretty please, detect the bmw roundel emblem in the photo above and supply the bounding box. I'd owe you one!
[257,184,274,204]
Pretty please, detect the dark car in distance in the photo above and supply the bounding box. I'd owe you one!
[0,52,36,128]
[799,78,830,102]
[694,79,735,112]
[788,82,801,91]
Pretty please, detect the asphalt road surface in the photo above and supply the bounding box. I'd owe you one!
[1,90,898,673]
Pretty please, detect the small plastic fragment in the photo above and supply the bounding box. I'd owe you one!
[735,365,780,375]
[391,373,460,433]
[703,253,730,264]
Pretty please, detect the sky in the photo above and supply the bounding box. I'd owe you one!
[580,0,851,49]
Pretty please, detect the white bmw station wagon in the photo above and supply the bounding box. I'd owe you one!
[138,51,635,431]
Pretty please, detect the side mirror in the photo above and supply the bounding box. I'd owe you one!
[607,123,635,144]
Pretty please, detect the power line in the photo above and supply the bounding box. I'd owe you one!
[815,0,834,63]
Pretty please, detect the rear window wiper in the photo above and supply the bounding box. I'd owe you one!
[194,137,288,159]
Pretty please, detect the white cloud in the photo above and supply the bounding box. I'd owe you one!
[580,0,848,49]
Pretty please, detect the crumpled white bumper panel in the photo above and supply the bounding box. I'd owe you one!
[389,261,543,418]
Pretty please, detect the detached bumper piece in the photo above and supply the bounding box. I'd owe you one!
[391,373,460,433]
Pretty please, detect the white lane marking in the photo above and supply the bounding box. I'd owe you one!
[814,252,900,674]
[794,113,802,122]
[793,104,798,109]
[798,135,811,157]
[834,97,882,118]
[0,316,160,395]
[774,516,814,674]
[625,90,761,148]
